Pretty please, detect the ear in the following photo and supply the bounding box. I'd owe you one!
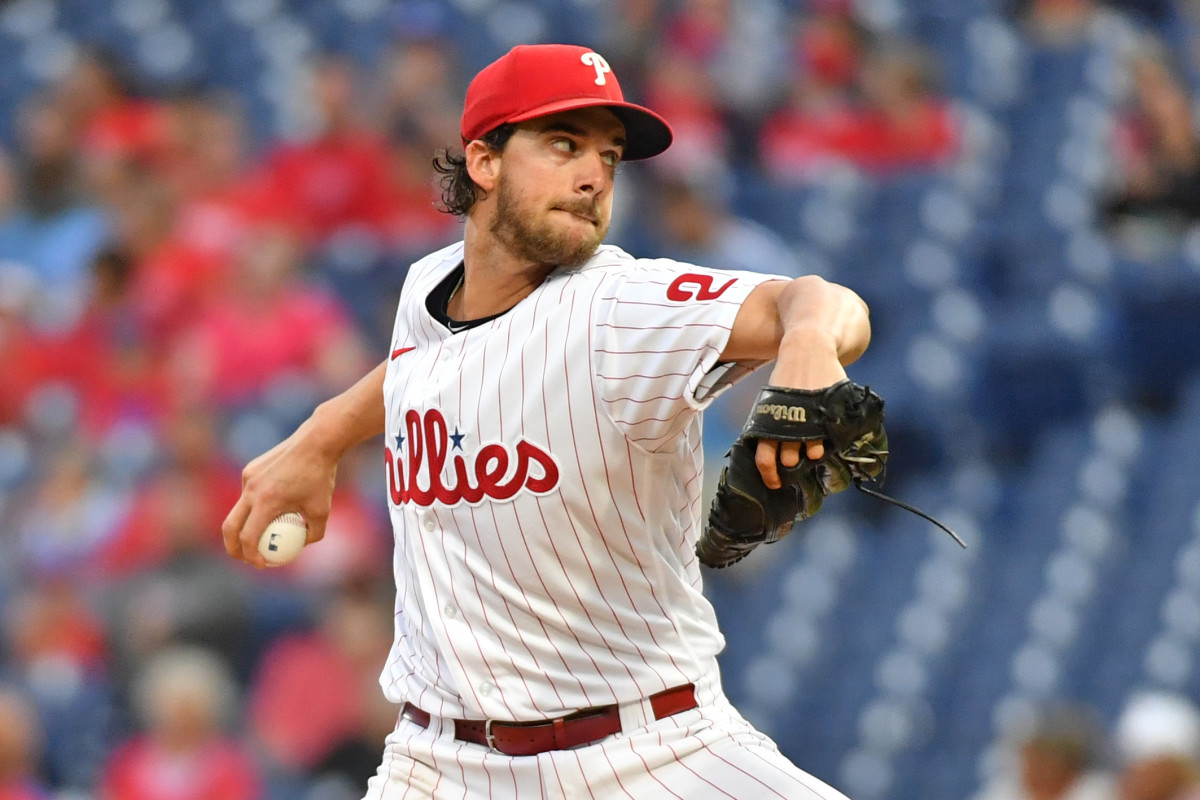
[464,140,500,193]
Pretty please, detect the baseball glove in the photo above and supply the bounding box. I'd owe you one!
[696,380,887,569]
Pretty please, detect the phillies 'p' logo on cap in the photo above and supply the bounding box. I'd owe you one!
[460,44,673,161]
[579,51,611,85]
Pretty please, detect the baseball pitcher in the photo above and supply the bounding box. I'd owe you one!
[224,44,881,799]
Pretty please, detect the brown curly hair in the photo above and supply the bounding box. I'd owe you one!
[432,124,517,217]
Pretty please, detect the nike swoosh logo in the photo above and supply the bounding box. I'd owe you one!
[391,346,416,360]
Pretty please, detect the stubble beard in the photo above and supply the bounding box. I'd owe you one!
[489,176,607,269]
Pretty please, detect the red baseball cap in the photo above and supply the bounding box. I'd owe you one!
[461,44,673,161]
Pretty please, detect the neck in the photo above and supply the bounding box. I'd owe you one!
[452,218,558,319]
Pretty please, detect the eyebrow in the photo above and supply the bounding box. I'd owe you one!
[537,121,627,152]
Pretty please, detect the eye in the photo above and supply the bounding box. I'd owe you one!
[601,151,620,167]
[551,138,575,153]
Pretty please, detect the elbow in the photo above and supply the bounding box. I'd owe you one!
[781,275,871,363]
[841,284,871,362]
[838,284,871,365]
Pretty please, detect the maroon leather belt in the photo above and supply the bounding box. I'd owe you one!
[400,683,697,757]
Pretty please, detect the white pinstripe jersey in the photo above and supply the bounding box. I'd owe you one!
[380,241,782,722]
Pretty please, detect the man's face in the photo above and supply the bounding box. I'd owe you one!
[487,107,626,269]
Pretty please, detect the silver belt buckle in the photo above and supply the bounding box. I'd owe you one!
[484,718,498,751]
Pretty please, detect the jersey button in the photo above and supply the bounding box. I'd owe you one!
[478,682,493,697]
[422,515,436,532]
[444,603,458,619]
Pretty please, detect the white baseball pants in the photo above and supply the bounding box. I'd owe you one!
[362,673,850,800]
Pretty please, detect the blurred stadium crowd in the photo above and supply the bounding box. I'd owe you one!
[2,0,1200,799]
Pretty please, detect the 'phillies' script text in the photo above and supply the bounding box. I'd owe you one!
[386,408,560,506]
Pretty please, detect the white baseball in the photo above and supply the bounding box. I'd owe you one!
[258,512,308,566]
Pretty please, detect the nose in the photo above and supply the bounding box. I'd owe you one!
[574,150,610,196]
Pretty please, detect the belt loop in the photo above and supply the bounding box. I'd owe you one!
[552,717,567,749]
[484,719,497,751]
[618,697,652,733]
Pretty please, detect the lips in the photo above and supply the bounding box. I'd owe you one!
[555,205,598,225]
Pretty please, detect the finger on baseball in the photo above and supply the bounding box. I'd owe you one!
[756,440,781,489]
[239,503,273,569]
[806,440,825,460]
[305,513,328,546]
[222,494,252,559]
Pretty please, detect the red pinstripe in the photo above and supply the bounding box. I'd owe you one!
[597,370,695,380]
[609,412,689,426]
[426,367,499,714]
[538,281,639,692]
[596,322,735,331]
[582,279,690,680]
[558,285,663,681]
[548,753,569,798]
[531,292,623,700]
[656,735,741,799]
[396,745,418,800]
[621,736,688,800]
[599,393,684,404]
[455,328,542,713]
[594,346,703,355]
[569,750,602,800]
[623,438,645,522]
[597,297,745,309]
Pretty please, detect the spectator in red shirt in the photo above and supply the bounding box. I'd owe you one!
[375,126,461,263]
[762,31,957,179]
[259,55,391,242]
[248,579,393,775]
[54,48,170,207]
[642,44,731,182]
[169,224,369,407]
[97,405,241,576]
[849,42,958,173]
[165,94,274,267]
[100,646,260,800]
[0,265,46,426]
[4,579,109,681]
[759,9,867,181]
[119,166,229,345]
[51,247,176,434]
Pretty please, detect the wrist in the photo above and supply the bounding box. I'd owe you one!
[779,326,839,355]
[769,328,847,390]
[301,400,355,462]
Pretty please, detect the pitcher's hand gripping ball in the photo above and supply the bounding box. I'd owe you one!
[697,380,888,569]
[258,512,308,567]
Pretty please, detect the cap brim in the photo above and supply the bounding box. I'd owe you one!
[506,98,673,161]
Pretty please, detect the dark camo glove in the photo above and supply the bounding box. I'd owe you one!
[696,380,887,569]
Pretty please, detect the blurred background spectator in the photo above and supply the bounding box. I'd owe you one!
[0,686,49,800]
[1102,36,1200,252]
[972,703,1115,800]
[0,2,1197,799]
[98,646,260,800]
[1113,692,1200,800]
